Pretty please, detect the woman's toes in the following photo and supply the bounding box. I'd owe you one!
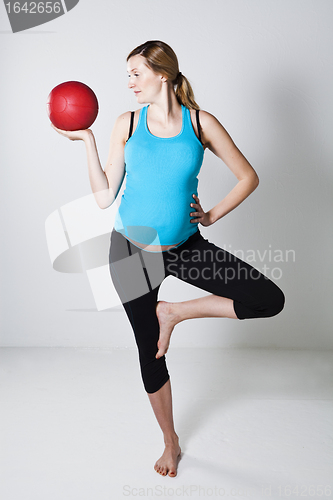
[169,470,176,477]
[156,348,166,359]
[156,340,168,359]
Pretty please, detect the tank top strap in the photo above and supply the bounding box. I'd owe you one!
[184,105,202,144]
[125,106,146,145]
[127,111,134,141]
[139,105,148,136]
[195,109,202,145]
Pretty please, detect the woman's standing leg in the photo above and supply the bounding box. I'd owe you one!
[109,229,181,476]
[147,379,181,477]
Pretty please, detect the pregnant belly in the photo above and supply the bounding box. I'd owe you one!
[115,188,197,249]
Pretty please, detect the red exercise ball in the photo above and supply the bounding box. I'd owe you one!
[46,81,99,131]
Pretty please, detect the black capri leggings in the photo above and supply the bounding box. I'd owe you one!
[109,228,285,394]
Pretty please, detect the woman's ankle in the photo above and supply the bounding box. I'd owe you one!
[164,432,179,446]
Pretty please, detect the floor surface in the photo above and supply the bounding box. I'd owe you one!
[1,347,332,499]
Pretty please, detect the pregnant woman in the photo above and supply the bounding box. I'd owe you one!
[52,40,285,478]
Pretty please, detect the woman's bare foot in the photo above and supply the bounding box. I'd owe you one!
[155,301,181,359]
[154,438,182,477]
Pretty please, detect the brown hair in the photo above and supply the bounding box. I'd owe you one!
[127,40,200,110]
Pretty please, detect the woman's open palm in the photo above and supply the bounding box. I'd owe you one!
[51,123,91,141]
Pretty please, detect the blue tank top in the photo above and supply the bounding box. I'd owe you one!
[114,104,205,246]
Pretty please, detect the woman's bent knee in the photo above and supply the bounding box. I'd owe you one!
[267,287,285,317]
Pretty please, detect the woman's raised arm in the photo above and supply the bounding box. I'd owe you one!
[51,111,130,209]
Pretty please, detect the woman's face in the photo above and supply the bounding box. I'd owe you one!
[127,54,164,104]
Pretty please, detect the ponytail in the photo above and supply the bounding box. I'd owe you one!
[174,72,200,110]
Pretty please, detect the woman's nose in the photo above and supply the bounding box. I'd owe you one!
[128,77,134,89]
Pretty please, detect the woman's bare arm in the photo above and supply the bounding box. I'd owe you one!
[100,112,131,208]
[51,111,131,209]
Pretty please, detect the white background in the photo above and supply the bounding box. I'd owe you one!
[1,0,332,349]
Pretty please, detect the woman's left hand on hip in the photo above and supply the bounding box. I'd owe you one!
[190,194,213,227]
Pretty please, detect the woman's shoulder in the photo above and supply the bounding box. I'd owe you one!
[188,108,221,149]
[190,108,226,134]
[114,109,142,142]
[190,109,219,125]
[116,108,141,123]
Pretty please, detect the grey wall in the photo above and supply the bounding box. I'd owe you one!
[1,0,332,349]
